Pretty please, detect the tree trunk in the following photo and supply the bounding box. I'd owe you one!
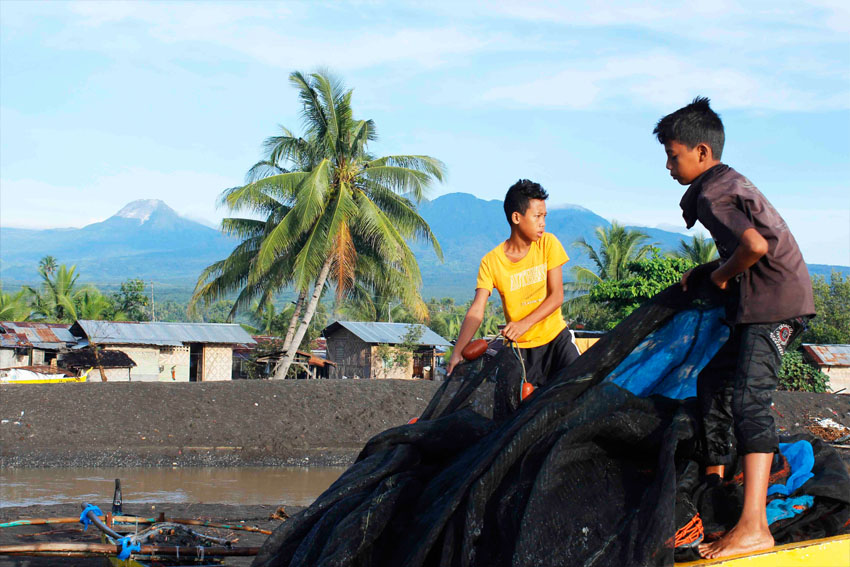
[281,289,307,353]
[274,257,332,379]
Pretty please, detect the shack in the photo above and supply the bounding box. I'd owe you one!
[0,321,76,368]
[802,344,850,394]
[69,320,255,382]
[232,336,335,379]
[323,321,450,380]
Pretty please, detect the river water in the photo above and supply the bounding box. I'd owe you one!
[0,467,346,508]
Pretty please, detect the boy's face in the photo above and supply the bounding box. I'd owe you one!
[664,140,711,185]
[512,198,547,241]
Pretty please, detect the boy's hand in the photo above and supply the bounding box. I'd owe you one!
[502,320,531,342]
[710,269,729,290]
[446,350,464,376]
[680,269,693,291]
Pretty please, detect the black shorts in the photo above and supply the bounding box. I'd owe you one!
[520,327,582,388]
[494,328,581,419]
[698,318,807,465]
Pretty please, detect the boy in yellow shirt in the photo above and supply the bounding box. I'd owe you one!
[447,179,579,388]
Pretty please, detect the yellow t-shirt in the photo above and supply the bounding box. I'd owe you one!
[476,232,569,348]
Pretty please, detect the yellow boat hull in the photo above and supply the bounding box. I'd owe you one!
[677,533,850,566]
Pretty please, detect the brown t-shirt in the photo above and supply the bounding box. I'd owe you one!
[680,164,815,324]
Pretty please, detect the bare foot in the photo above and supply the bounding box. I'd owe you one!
[698,522,774,559]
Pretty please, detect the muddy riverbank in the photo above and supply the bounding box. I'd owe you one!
[2,381,849,468]
[0,380,442,468]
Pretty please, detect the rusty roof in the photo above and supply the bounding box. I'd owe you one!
[802,344,850,367]
[0,321,76,350]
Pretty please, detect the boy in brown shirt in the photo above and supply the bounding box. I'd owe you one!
[654,97,815,559]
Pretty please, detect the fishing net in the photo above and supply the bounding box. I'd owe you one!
[253,265,850,567]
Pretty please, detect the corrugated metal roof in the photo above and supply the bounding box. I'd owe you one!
[324,321,451,347]
[71,320,255,346]
[802,344,850,367]
[0,321,76,350]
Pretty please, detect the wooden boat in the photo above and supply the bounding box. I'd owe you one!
[676,533,850,566]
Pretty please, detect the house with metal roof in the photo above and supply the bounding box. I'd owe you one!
[69,320,255,382]
[0,321,77,369]
[322,321,450,380]
[802,344,850,394]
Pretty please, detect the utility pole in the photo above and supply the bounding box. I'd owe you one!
[150,280,156,322]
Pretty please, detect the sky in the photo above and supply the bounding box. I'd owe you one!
[1,1,848,265]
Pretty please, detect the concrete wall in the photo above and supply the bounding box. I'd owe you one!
[203,345,233,381]
[0,348,27,368]
[158,346,190,381]
[824,366,850,394]
[370,345,413,380]
[98,345,233,382]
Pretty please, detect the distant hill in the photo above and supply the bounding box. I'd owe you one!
[1,195,847,301]
[0,200,236,290]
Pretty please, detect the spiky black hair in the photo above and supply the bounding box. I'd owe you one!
[504,179,548,224]
[653,96,724,159]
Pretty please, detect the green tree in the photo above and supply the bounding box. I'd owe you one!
[213,70,445,379]
[112,278,149,321]
[76,288,124,321]
[589,253,696,326]
[802,271,850,344]
[674,234,718,263]
[25,263,83,322]
[0,287,32,321]
[38,255,57,277]
[570,222,655,288]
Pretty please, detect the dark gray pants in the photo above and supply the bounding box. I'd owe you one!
[698,319,805,465]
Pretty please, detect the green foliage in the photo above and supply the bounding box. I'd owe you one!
[562,299,620,331]
[802,271,850,345]
[569,222,656,291]
[0,286,32,321]
[674,234,718,263]
[588,253,696,326]
[245,338,286,380]
[778,350,830,392]
[111,278,149,321]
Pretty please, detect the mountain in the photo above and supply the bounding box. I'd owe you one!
[411,193,686,298]
[2,195,847,300]
[0,200,236,288]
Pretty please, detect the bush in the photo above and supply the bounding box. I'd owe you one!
[778,350,830,393]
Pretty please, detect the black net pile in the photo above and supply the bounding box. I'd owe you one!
[253,266,850,567]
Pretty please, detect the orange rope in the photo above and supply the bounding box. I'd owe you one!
[673,513,704,548]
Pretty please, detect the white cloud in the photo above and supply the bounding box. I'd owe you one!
[481,51,847,111]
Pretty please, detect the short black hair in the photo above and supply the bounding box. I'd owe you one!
[504,179,548,223]
[653,96,724,159]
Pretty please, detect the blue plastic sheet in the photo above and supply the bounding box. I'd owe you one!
[769,440,816,496]
[604,308,729,399]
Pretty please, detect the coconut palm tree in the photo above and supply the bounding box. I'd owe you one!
[674,234,719,263]
[25,264,82,322]
[0,287,32,321]
[569,222,655,289]
[38,255,58,277]
[201,70,445,378]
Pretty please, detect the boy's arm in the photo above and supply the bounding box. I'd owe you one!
[710,228,768,289]
[502,265,564,342]
[447,288,491,375]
